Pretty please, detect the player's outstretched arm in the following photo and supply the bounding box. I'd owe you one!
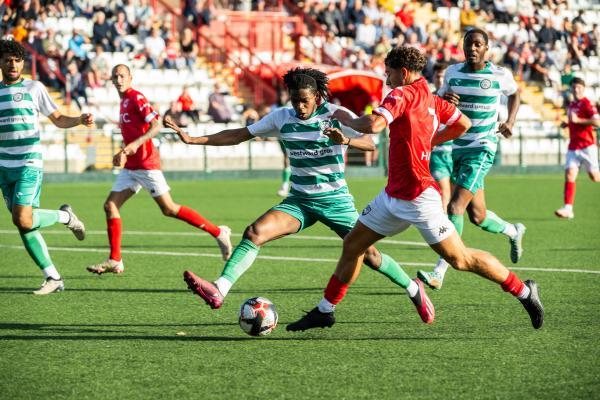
[432,114,472,146]
[331,109,387,134]
[324,127,376,151]
[164,115,253,146]
[47,111,94,129]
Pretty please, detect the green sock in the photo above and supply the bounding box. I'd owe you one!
[32,209,60,230]
[220,238,260,284]
[19,229,53,269]
[449,214,464,236]
[478,210,508,234]
[282,167,291,183]
[375,253,412,289]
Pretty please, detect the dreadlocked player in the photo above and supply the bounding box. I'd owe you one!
[165,67,436,323]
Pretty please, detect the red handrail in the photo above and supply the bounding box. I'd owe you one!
[22,41,70,105]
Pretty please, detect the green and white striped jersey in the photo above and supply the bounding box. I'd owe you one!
[438,62,517,153]
[0,79,58,170]
[247,102,362,199]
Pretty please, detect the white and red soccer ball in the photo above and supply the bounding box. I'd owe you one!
[238,297,278,336]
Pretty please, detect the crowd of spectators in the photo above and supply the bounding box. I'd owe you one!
[2,0,599,118]
[296,0,599,107]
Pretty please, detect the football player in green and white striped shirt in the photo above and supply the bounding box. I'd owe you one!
[0,40,93,294]
[166,67,434,321]
[418,29,526,291]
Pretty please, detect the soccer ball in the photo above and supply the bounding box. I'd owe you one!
[238,297,278,337]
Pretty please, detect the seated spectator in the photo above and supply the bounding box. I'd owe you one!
[180,27,198,70]
[537,18,560,49]
[460,1,478,32]
[164,37,182,69]
[530,50,552,86]
[164,101,188,128]
[11,18,28,42]
[355,16,376,53]
[208,83,233,124]
[319,0,344,36]
[65,62,88,110]
[177,85,201,125]
[68,29,89,60]
[345,0,365,38]
[144,28,166,69]
[92,11,112,51]
[323,31,343,64]
[87,44,110,88]
[111,10,135,52]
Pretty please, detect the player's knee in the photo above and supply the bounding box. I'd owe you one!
[468,211,485,226]
[447,202,464,217]
[12,214,32,230]
[243,224,263,246]
[362,247,380,269]
[446,252,471,271]
[160,205,178,217]
[103,201,117,216]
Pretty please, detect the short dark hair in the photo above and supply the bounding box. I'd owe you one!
[433,62,448,73]
[464,28,489,45]
[571,77,585,86]
[283,67,330,101]
[384,46,427,72]
[0,39,26,60]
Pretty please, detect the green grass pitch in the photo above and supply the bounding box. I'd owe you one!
[0,175,599,399]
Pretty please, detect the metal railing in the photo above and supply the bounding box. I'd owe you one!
[37,122,590,175]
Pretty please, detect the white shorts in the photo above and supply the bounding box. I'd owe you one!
[358,187,455,245]
[111,169,171,198]
[565,145,599,173]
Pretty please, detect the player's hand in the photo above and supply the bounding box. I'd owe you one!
[80,113,94,127]
[560,121,568,129]
[122,142,138,156]
[323,127,347,145]
[332,109,354,126]
[164,115,190,143]
[498,122,513,138]
[443,92,460,106]
[570,114,582,124]
[113,151,126,167]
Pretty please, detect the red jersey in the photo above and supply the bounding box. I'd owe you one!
[567,97,599,150]
[119,88,160,170]
[373,77,461,200]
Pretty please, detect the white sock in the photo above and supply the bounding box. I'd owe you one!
[433,257,449,279]
[517,284,531,300]
[564,204,573,211]
[214,277,232,297]
[317,297,335,313]
[502,223,518,239]
[281,181,290,191]
[406,280,419,297]
[42,265,61,280]
[58,210,70,224]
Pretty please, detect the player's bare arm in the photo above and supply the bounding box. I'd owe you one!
[47,111,94,128]
[498,90,521,138]
[122,118,162,156]
[323,127,376,151]
[167,120,254,146]
[331,109,387,133]
[570,114,600,126]
[432,114,472,146]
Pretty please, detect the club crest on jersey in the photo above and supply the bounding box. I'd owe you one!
[318,120,333,131]
[12,93,23,102]
[123,99,129,108]
[480,79,492,90]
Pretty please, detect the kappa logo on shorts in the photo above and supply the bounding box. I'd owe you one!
[361,205,372,216]
[15,191,23,199]
[150,189,156,194]
[438,226,449,236]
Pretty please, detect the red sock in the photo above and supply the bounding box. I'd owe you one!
[564,181,576,205]
[176,206,221,237]
[324,275,349,305]
[501,271,525,297]
[107,218,122,262]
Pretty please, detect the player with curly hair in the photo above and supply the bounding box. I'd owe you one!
[166,67,436,323]
[0,39,93,295]
[287,46,544,332]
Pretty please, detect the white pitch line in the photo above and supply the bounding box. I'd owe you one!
[0,244,599,274]
[0,229,429,247]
